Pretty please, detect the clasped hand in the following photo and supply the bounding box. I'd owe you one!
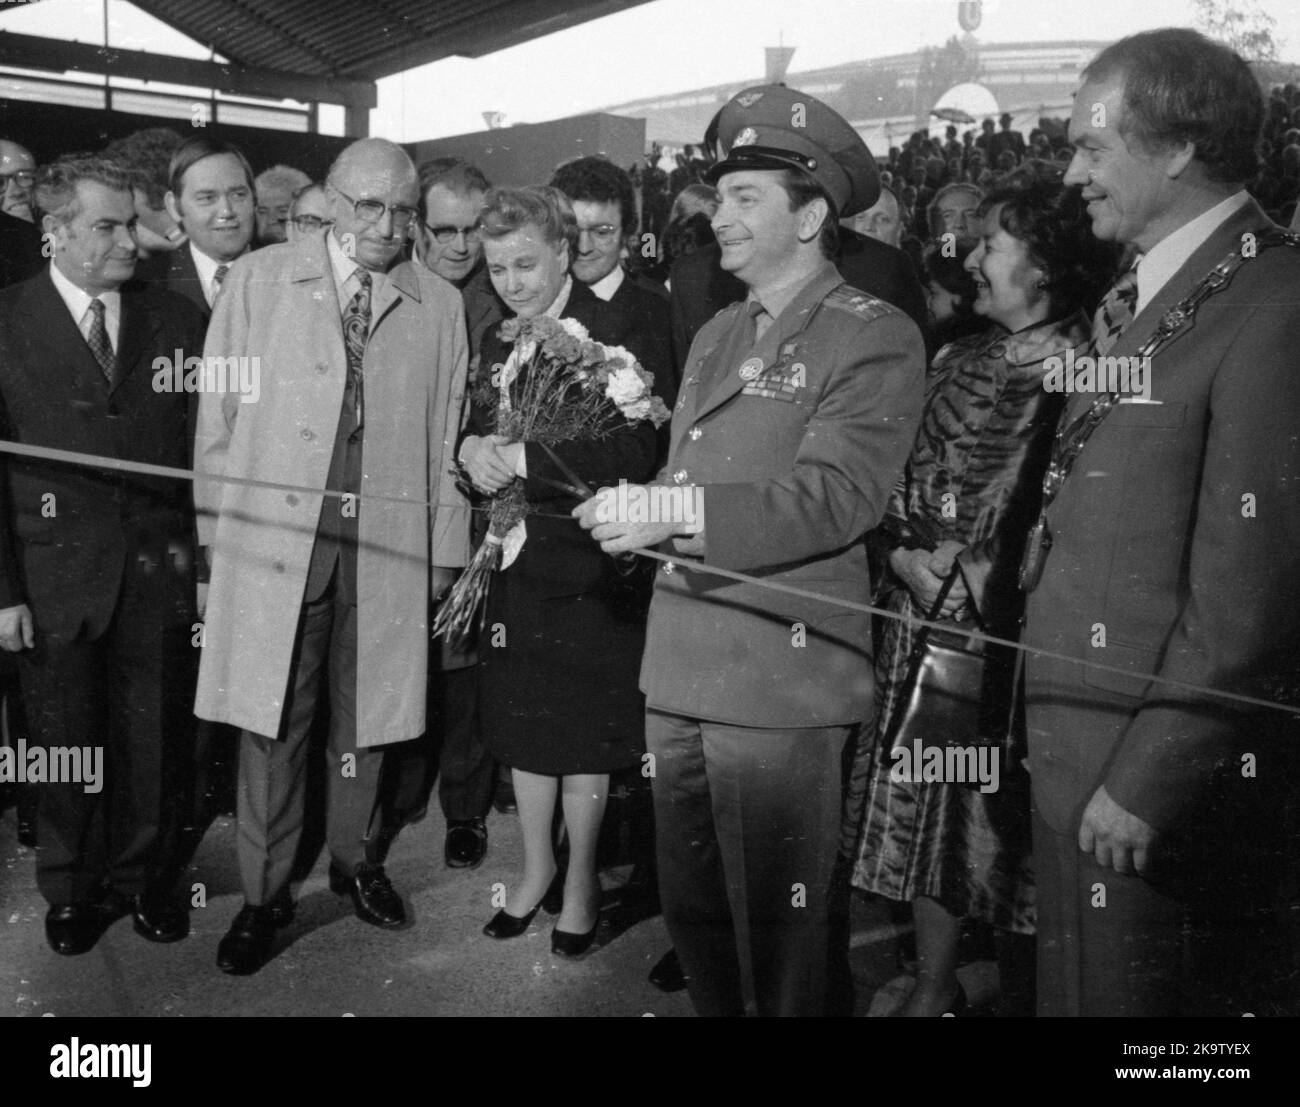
[461,434,522,494]
[1079,785,1159,876]
[889,539,968,617]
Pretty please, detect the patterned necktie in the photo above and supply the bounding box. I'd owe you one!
[212,263,229,296]
[342,270,372,433]
[1090,266,1139,356]
[85,298,115,386]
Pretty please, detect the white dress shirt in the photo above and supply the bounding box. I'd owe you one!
[588,264,625,302]
[49,262,121,352]
[1133,190,1250,316]
[326,229,385,324]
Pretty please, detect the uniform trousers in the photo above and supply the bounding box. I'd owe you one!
[235,578,383,905]
[647,708,847,1017]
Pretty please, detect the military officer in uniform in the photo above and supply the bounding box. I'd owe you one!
[576,85,926,1017]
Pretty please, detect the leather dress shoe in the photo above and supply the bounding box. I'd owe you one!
[265,889,295,929]
[551,918,599,959]
[444,817,487,869]
[649,948,688,992]
[130,894,189,943]
[216,904,285,975]
[45,903,110,956]
[483,902,541,939]
[492,781,517,815]
[329,862,406,928]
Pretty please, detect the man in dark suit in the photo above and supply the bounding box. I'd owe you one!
[578,85,925,1016]
[1025,28,1300,1016]
[669,202,929,378]
[550,157,675,407]
[375,156,505,872]
[160,137,256,315]
[0,157,206,955]
[0,140,42,290]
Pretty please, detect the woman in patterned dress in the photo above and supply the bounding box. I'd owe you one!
[843,181,1120,1015]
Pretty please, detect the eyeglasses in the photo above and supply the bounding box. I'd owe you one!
[424,222,481,245]
[331,184,419,229]
[1,171,35,189]
[578,223,620,244]
[291,215,334,231]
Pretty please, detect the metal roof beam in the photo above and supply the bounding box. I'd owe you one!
[0,29,376,108]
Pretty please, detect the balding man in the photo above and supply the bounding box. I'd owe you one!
[195,138,471,974]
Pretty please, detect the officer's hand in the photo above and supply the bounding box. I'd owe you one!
[889,547,947,610]
[1078,785,1158,876]
[461,435,516,494]
[0,604,35,652]
[573,487,680,555]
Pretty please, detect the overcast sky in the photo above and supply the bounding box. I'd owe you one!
[4,0,1298,139]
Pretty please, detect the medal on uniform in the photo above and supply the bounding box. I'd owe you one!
[739,357,763,381]
[1019,514,1052,593]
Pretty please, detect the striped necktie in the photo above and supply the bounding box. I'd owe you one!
[85,298,115,386]
[1090,267,1139,357]
[342,270,372,434]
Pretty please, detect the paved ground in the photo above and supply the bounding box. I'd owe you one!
[0,800,1001,1018]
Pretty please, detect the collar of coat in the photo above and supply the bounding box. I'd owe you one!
[291,227,424,309]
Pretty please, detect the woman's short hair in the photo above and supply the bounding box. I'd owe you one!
[669,181,719,225]
[36,156,133,227]
[976,180,1122,319]
[1082,28,1262,184]
[478,185,578,254]
[923,238,979,303]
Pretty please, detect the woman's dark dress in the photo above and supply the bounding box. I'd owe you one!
[470,279,660,775]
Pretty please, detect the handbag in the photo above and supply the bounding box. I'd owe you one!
[884,569,1024,784]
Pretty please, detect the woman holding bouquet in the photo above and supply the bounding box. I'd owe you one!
[456,186,663,957]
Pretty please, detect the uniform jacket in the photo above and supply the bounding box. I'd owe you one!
[1023,198,1300,880]
[0,270,204,641]
[193,229,471,746]
[641,261,925,728]
[668,227,929,379]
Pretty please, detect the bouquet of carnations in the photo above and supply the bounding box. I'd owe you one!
[431,313,671,643]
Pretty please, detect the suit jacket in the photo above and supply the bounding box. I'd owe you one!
[157,245,210,317]
[600,271,676,408]
[668,228,929,377]
[0,211,43,290]
[193,230,471,746]
[459,262,506,366]
[0,270,205,641]
[641,261,926,728]
[1023,197,1300,895]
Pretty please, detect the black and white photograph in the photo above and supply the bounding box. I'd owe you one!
[0,0,1297,1063]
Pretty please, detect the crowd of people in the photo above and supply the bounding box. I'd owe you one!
[0,25,1297,1019]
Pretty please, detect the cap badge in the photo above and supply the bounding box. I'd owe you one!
[739,357,764,381]
[733,126,760,147]
[736,92,764,108]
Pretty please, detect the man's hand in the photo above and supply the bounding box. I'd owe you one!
[0,604,35,652]
[460,435,516,494]
[431,566,457,604]
[573,487,681,555]
[1078,785,1158,876]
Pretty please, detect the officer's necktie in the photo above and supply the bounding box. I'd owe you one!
[1090,266,1139,357]
[85,298,115,386]
[342,270,371,433]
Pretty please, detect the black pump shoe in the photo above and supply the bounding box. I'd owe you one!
[551,918,599,958]
[483,902,541,939]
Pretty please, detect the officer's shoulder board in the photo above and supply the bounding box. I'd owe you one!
[824,284,894,324]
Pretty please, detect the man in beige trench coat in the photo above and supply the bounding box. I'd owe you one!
[194,139,470,974]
